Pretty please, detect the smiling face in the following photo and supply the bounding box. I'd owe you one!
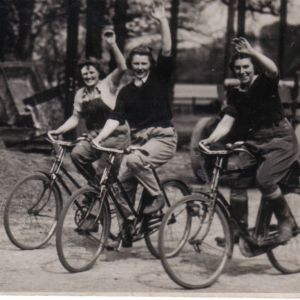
[80,65,100,87]
[131,54,151,79]
[233,57,255,87]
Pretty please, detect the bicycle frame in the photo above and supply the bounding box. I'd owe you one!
[88,150,173,241]
[198,143,300,255]
[47,140,82,196]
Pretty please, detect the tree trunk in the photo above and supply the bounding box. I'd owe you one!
[110,0,127,71]
[224,0,236,79]
[169,0,180,103]
[0,0,10,61]
[65,0,79,120]
[237,0,246,37]
[85,0,106,59]
[14,0,35,61]
[113,0,127,54]
[279,0,288,78]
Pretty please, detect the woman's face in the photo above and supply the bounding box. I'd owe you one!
[131,54,151,79]
[233,57,255,86]
[81,65,100,87]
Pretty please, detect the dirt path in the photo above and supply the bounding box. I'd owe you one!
[1,149,300,297]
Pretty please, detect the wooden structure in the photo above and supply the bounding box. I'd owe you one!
[0,61,64,150]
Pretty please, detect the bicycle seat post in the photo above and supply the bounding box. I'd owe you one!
[210,156,224,197]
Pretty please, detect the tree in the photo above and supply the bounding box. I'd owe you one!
[14,0,35,60]
[85,0,107,59]
[65,0,80,120]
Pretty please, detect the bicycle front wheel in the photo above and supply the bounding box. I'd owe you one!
[144,179,190,259]
[56,186,110,273]
[159,194,232,289]
[4,173,61,250]
[267,191,300,273]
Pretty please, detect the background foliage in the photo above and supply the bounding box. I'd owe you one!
[1,0,300,86]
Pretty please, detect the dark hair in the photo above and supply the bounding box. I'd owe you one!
[229,52,258,74]
[126,45,156,69]
[78,56,105,78]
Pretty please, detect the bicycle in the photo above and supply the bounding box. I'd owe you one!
[55,141,190,273]
[158,141,300,289]
[3,132,82,250]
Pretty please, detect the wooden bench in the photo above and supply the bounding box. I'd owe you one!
[173,84,226,114]
[173,80,299,122]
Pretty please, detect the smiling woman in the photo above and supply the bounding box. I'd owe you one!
[201,37,299,245]
[48,30,130,188]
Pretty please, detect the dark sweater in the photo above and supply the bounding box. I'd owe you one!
[111,53,174,129]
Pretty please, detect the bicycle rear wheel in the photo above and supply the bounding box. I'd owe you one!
[56,186,110,273]
[144,179,190,259]
[4,173,61,250]
[159,194,232,289]
[267,191,300,273]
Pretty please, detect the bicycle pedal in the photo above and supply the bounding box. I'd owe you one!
[106,239,122,251]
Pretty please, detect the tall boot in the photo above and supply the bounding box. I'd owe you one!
[269,195,294,243]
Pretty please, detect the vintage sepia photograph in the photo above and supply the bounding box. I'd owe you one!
[1,0,300,297]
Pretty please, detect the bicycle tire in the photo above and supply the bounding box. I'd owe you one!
[56,186,110,273]
[3,173,61,250]
[267,191,300,273]
[144,179,190,259]
[159,194,232,289]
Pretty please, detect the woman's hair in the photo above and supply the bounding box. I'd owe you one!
[126,45,156,69]
[78,57,105,79]
[229,52,258,74]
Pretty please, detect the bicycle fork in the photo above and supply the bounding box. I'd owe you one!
[188,157,224,252]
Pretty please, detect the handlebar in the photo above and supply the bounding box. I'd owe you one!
[91,140,149,156]
[47,131,149,156]
[47,132,83,147]
[198,141,251,157]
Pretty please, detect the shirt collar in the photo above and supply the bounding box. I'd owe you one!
[134,72,150,86]
[82,82,101,99]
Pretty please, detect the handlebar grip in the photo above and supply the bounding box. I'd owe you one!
[198,141,212,154]
[47,131,57,142]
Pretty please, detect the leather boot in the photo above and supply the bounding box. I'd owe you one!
[270,195,294,243]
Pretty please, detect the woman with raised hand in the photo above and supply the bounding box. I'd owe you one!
[49,29,130,187]
[93,0,177,247]
[202,37,299,244]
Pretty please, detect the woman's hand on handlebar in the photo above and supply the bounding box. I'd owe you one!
[92,136,103,147]
[48,129,60,136]
[199,138,212,147]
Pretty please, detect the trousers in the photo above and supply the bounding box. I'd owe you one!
[118,126,177,205]
[71,123,130,186]
[228,118,299,224]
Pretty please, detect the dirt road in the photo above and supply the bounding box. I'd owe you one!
[1,148,300,297]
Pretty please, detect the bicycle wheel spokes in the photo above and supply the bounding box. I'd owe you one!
[144,179,189,259]
[4,174,60,250]
[56,187,110,273]
[267,192,300,273]
[159,195,232,289]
